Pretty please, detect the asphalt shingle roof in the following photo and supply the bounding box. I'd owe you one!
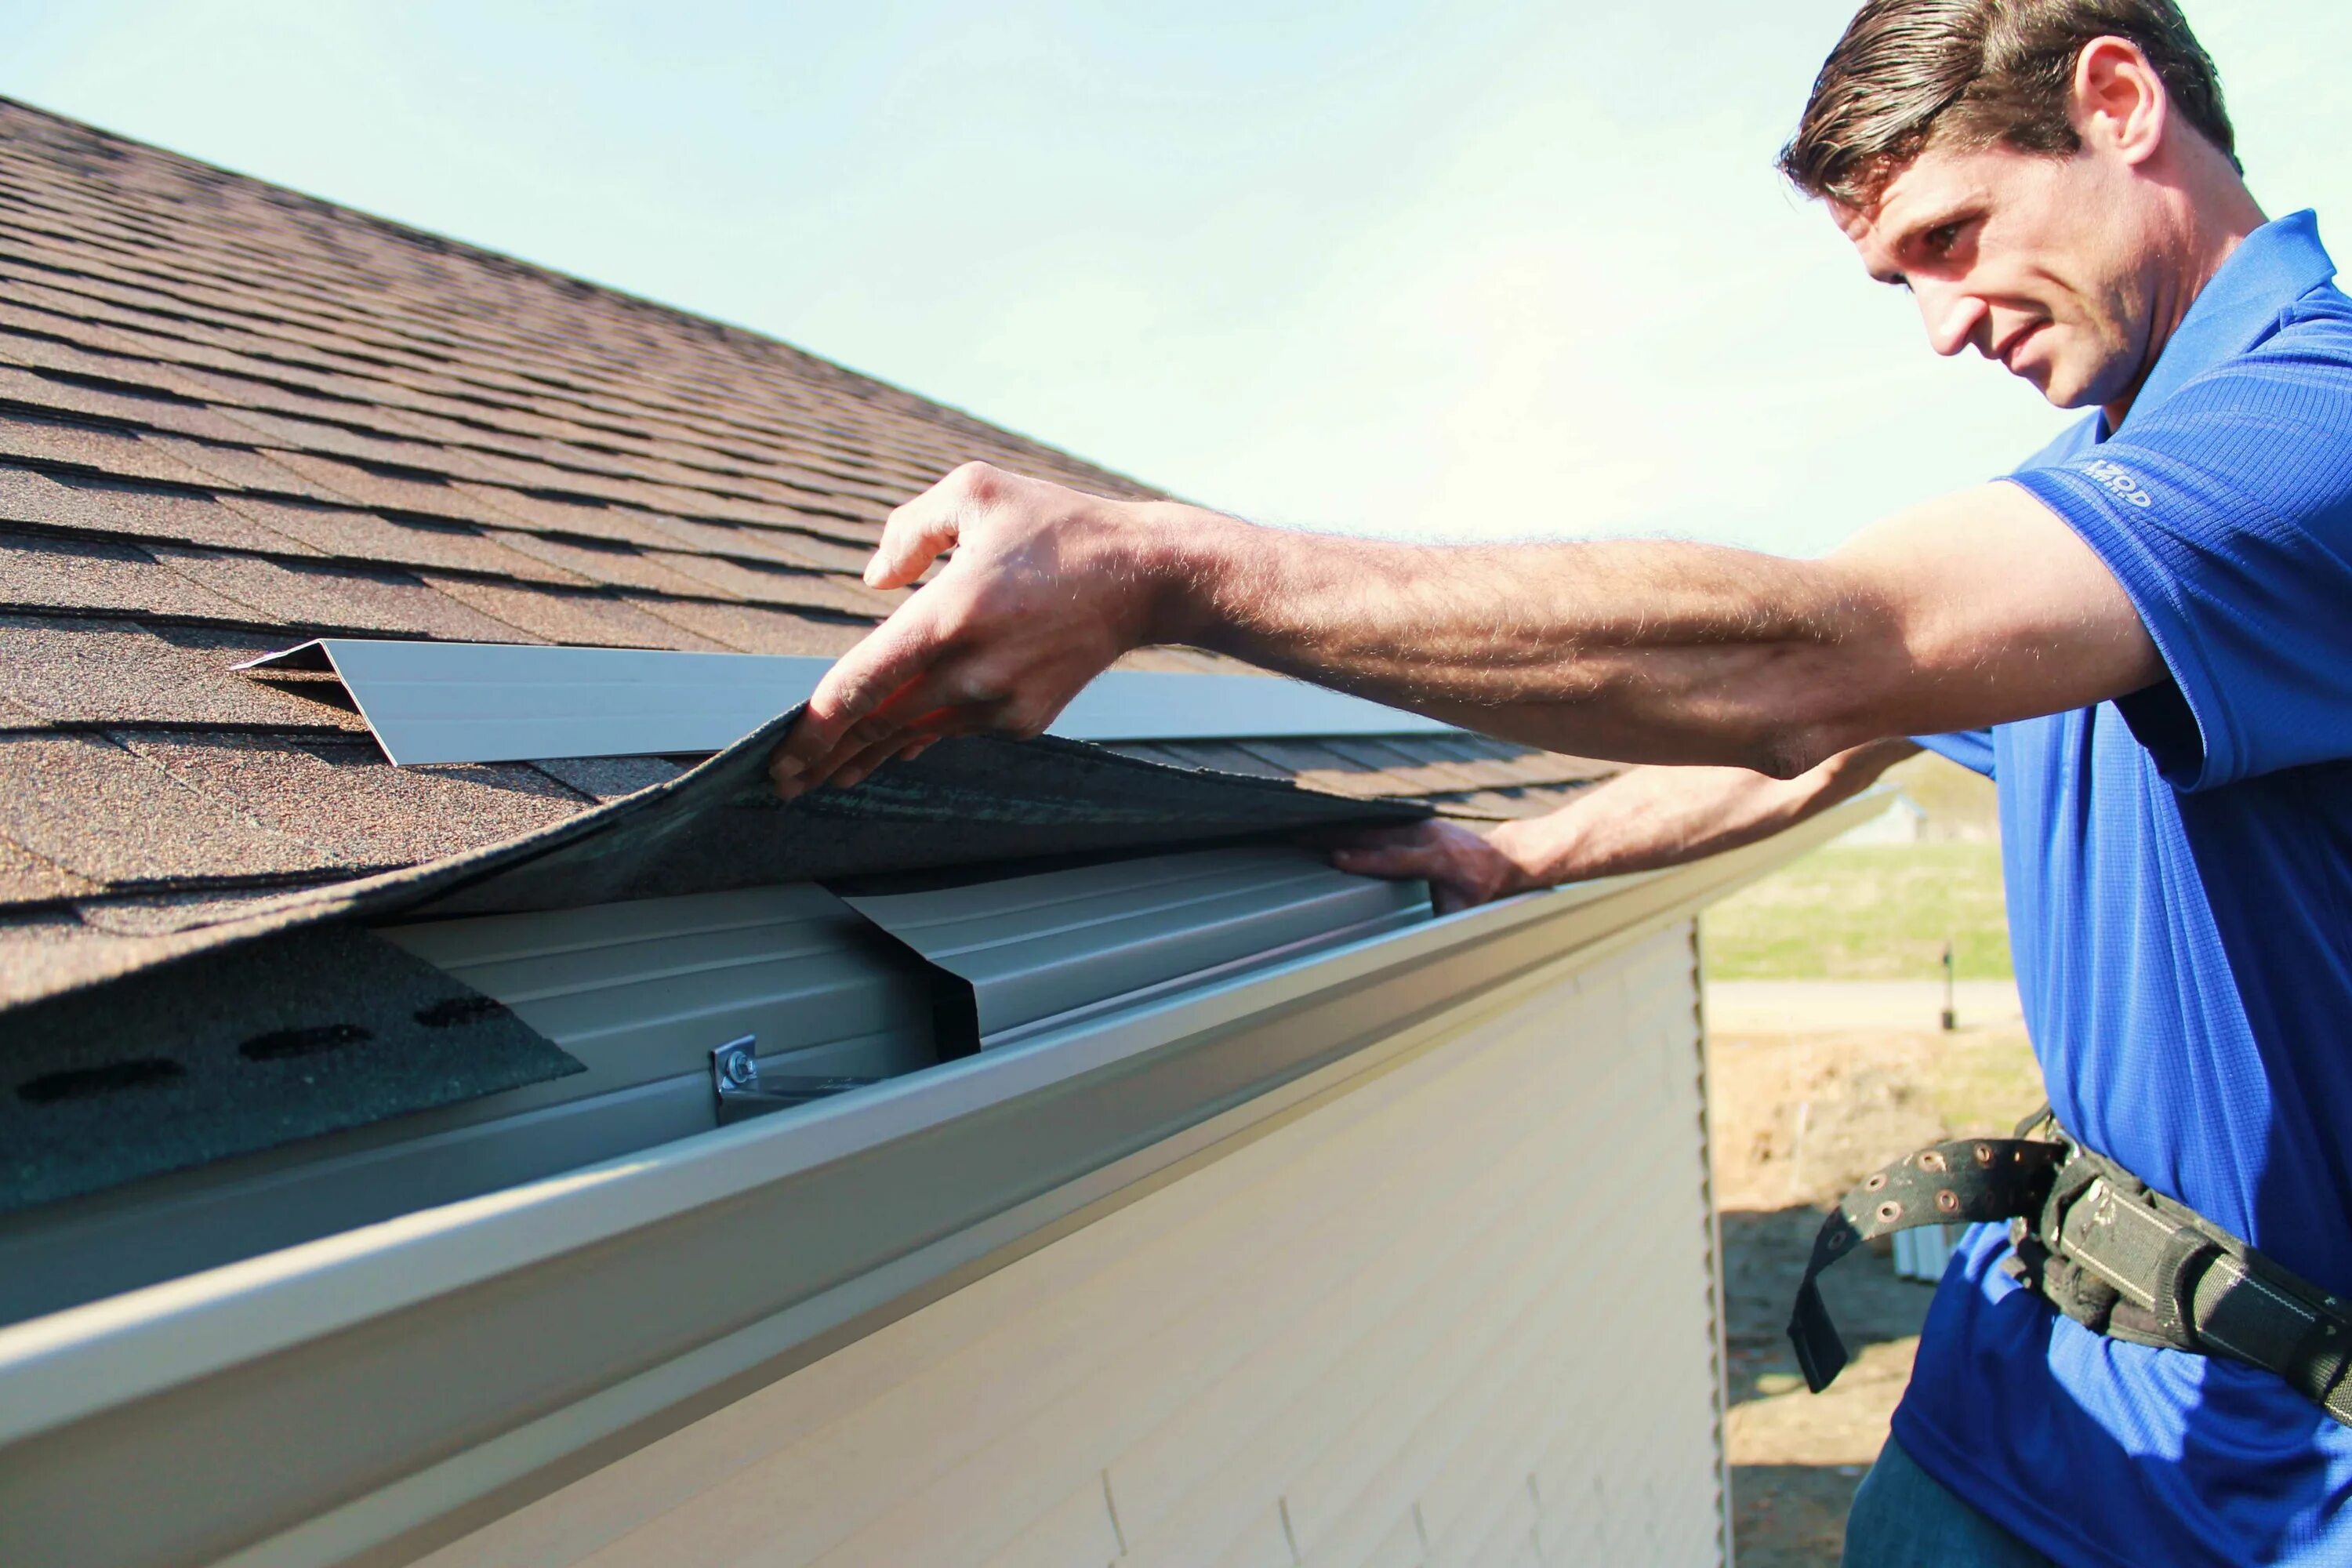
[0,98,1613,1006]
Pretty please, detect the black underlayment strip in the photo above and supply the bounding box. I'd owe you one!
[0,924,581,1213]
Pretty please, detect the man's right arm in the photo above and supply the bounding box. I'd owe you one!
[1327,739,1919,913]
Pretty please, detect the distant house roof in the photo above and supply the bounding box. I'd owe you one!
[0,99,1610,1014]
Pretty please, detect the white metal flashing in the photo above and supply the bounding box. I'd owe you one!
[844,847,1428,1041]
[237,639,1454,765]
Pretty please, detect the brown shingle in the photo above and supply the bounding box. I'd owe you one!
[442,482,677,549]
[71,885,336,937]
[139,434,361,503]
[0,529,258,621]
[0,410,220,485]
[212,492,582,583]
[641,550,901,619]
[0,832,100,906]
[120,731,587,869]
[218,446,510,523]
[0,465,306,554]
[0,615,365,729]
[1227,739,1412,798]
[530,754,684,801]
[637,514,872,573]
[1111,741,1291,780]
[0,323,195,387]
[212,405,515,485]
[490,530,721,597]
[150,547,535,641]
[419,572,724,650]
[0,731,334,884]
[1312,738,1495,797]
[0,362,258,444]
[626,596,866,656]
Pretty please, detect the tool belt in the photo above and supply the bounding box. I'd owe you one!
[1788,1106,2352,1428]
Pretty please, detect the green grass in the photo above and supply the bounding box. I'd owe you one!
[1700,842,2012,982]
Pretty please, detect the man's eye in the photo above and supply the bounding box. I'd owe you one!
[1926,223,1962,255]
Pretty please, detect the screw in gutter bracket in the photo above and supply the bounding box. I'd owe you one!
[710,1036,885,1126]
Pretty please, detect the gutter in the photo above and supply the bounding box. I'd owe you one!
[0,794,1875,1568]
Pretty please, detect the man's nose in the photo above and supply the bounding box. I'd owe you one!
[1914,281,1988,358]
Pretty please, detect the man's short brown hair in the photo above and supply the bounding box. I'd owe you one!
[1780,0,2236,209]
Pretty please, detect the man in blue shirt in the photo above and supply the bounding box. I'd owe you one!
[771,2,2352,1559]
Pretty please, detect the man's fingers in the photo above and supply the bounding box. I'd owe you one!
[1312,822,1441,854]
[1327,843,1440,880]
[770,605,950,792]
[866,472,979,590]
[825,731,927,793]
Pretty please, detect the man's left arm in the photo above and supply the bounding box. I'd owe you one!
[769,463,2158,795]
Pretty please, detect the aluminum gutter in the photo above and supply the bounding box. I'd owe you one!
[237,639,1455,765]
[0,796,1878,1568]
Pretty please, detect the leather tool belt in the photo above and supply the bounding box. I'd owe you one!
[1787,1106,2352,1428]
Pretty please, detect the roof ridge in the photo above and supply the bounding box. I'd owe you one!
[0,95,1164,498]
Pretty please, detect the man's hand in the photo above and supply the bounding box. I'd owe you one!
[1323,739,1924,913]
[1326,818,1534,915]
[769,463,1167,797]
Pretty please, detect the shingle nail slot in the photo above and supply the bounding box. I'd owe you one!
[239,1023,373,1062]
[16,1058,188,1104]
[412,996,506,1029]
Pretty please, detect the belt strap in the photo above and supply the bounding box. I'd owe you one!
[1786,1134,2066,1392]
[1790,1116,2352,1430]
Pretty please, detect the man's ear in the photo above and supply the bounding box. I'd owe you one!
[2073,34,2169,166]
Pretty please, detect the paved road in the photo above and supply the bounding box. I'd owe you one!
[1707,978,2024,1036]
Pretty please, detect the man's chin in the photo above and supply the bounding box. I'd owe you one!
[2031,367,2105,412]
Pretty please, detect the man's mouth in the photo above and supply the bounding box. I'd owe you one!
[1994,321,2048,375]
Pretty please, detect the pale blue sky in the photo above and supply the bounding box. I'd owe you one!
[5,2,2345,554]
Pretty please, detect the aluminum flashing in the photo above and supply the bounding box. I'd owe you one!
[0,793,1878,1568]
[238,639,1457,766]
[843,847,1431,1043]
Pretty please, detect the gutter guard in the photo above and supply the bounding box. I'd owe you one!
[238,639,1455,766]
[843,847,1429,1042]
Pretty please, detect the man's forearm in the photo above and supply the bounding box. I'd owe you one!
[1488,739,1921,884]
[1323,739,1920,913]
[771,460,2157,797]
[1149,503,1871,776]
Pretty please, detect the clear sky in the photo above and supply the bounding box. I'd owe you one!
[4,1,2345,554]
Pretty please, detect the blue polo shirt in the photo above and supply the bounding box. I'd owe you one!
[1893,211,2352,1567]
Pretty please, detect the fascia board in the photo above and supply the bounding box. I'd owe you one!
[237,639,1454,766]
[0,794,1879,1568]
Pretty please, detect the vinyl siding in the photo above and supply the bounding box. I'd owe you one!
[414,920,1722,1568]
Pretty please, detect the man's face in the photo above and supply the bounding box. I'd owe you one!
[1834,140,2157,411]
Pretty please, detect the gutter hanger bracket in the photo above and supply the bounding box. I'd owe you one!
[710,1037,879,1127]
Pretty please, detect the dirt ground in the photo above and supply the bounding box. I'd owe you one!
[1711,1016,2044,1567]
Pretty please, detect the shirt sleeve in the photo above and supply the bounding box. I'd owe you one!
[1913,731,1997,779]
[2006,316,2352,790]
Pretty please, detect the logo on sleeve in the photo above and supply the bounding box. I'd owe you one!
[2081,459,2154,508]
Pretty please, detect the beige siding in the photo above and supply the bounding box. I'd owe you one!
[417,920,1722,1568]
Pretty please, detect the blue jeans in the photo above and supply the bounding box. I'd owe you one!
[1842,1436,2055,1566]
